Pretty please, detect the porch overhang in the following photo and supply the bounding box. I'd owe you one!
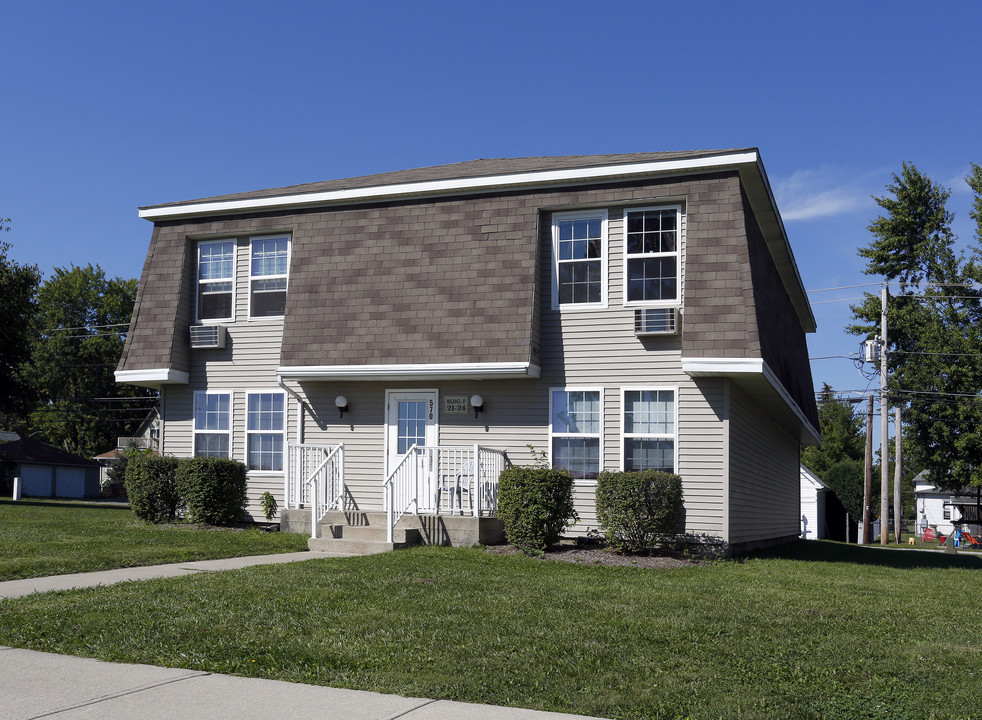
[681,357,821,446]
[276,361,541,382]
[114,368,189,387]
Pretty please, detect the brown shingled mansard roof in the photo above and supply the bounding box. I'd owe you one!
[140,150,751,213]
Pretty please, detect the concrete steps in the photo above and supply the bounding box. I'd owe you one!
[307,511,422,554]
[280,507,505,554]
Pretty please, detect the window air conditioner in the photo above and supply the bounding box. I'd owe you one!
[190,325,227,349]
[634,307,679,336]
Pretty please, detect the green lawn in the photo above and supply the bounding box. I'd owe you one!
[0,499,308,580]
[1,541,980,720]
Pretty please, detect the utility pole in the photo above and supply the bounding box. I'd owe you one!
[864,394,873,544]
[881,285,890,546]
[894,406,902,544]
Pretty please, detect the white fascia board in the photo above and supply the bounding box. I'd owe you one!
[277,362,540,381]
[114,368,190,386]
[140,152,759,221]
[682,357,821,445]
[681,358,764,376]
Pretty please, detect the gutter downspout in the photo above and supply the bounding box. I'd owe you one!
[277,375,307,519]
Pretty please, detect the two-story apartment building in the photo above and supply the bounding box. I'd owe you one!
[116,149,819,553]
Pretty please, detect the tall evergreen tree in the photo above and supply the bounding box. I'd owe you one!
[801,383,865,477]
[850,163,982,492]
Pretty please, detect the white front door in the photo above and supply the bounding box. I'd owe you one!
[385,390,438,474]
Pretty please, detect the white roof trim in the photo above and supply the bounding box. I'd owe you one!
[115,368,189,385]
[140,152,759,220]
[682,356,821,445]
[277,362,541,381]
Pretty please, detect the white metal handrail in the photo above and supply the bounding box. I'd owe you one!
[382,444,511,543]
[286,443,344,539]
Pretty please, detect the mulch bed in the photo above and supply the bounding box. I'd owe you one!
[485,543,700,569]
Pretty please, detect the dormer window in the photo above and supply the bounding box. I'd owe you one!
[250,235,289,318]
[197,240,235,321]
[624,206,680,305]
[551,210,607,308]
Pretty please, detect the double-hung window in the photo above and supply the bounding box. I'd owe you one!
[550,388,602,481]
[250,236,289,317]
[194,392,231,458]
[624,206,680,305]
[197,241,235,321]
[622,389,676,472]
[552,211,607,308]
[247,392,285,472]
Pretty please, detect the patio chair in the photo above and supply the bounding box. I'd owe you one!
[436,459,474,515]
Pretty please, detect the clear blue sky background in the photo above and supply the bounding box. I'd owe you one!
[3,0,980,403]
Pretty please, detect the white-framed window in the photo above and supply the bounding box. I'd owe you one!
[246,392,286,472]
[550,387,602,482]
[196,240,236,321]
[551,210,607,308]
[623,205,680,306]
[250,235,289,318]
[621,388,677,472]
[193,392,231,458]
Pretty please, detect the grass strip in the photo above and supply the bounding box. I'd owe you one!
[0,499,307,580]
[1,542,980,720]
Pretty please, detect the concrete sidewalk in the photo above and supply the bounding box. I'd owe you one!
[0,555,612,718]
[1,646,609,719]
[0,551,341,599]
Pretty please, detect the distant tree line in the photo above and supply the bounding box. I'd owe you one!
[0,228,153,457]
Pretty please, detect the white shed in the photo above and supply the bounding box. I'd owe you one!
[912,471,975,537]
[800,465,829,540]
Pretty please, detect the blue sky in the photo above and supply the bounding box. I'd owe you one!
[3,0,981,402]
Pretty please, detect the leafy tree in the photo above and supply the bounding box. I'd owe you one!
[850,163,982,492]
[0,238,41,429]
[801,383,865,477]
[823,459,865,522]
[26,264,154,456]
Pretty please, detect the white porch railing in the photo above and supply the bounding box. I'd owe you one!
[285,443,345,540]
[382,444,511,543]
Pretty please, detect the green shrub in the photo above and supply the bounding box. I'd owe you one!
[175,456,248,526]
[125,454,182,524]
[595,470,684,553]
[498,466,577,555]
[259,490,278,522]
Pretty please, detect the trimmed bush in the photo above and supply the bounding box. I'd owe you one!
[125,454,182,524]
[595,470,684,553]
[175,456,248,526]
[498,466,577,555]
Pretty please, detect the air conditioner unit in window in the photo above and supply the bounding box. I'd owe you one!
[634,307,679,336]
[190,325,227,349]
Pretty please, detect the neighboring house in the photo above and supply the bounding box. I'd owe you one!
[115,149,820,553]
[913,471,979,536]
[800,465,828,540]
[0,437,102,499]
[94,407,161,490]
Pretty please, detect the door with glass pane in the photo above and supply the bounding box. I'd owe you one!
[385,391,439,506]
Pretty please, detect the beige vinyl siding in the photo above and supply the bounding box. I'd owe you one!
[678,379,726,540]
[540,203,725,538]
[727,383,800,545]
[161,237,290,521]
[296,380,547,513]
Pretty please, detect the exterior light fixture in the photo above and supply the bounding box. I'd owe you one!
[470,394,484,419]
[335,395,349,418]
